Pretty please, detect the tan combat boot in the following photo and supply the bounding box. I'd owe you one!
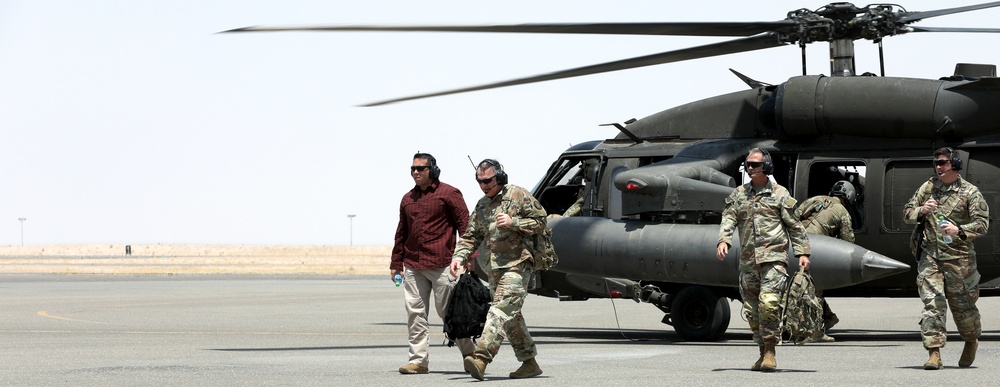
[509,358,543,379]
[464,355,487,381]
[760,342,777,372]
[924,348,942,370]
[750,346,765,371]
[959,340,978,368]
[462,351,474,374]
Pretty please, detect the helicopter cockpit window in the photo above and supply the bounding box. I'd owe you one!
[805,161,866,230]
[537,157,600,217]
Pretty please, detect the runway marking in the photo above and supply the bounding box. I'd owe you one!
[37,311,118,325]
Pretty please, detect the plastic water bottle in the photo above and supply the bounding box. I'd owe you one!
[393,273,403,287]
[938,216,953,244]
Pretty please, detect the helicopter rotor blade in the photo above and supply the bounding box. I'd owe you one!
[908,26,1000,33]
[360,34,785,106]
[897,1,1000,23]
[223,21,800,38]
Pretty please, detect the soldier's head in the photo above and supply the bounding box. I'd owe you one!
[744,148,773,185]
[932,147,961,183]
[476,159,507,197]
[829,180,856,205]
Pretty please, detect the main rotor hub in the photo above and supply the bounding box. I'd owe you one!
[781,3,912,44]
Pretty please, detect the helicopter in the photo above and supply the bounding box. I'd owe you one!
[224,1,1000,341]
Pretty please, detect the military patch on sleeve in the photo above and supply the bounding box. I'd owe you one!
[782,196,797,209]
[980,200,989,212]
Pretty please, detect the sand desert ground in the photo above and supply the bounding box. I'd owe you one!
[0,244,391,275]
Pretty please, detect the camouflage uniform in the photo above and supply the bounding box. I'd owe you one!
[794,194,853,335]
[452,184,547,363]
[719,180,811,345]
[794,195,854,243]
[562,187,585,217]
[903,176,989,349]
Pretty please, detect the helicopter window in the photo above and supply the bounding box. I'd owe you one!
[537,157,600,217]
[806,161,866,230]
[883,160,932,233]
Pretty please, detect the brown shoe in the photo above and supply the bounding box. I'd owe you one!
[760,342,777,372]
[464,356,487,381]
[463,352,474,374]
[509,358,543,379]
[398,363,428,374]
[750,346,765,371]
[959,340,978,368]
[924,348,942,370]
[806,334,836,343]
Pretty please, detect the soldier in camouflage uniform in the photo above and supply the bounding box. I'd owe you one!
[716,148,811,372]
[449,159,547,381]
[903,147,989,370]
[793,180,857,342]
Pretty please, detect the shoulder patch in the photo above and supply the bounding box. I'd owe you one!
[782,196,797,209]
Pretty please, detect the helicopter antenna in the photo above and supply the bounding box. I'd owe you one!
[600,118,642,144]
[467,155,478,171]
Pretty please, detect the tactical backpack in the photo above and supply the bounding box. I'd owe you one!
[443,272,492,347]
[530,226,559,271]
[779,267,825,345]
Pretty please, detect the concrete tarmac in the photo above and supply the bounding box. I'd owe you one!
[1,274,997,385]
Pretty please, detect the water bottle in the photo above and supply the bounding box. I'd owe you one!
[393,273,403,287]
[938,216,953,244]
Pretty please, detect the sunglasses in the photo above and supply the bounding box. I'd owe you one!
[410,166,431,172]
[477,176,495,185]
[933,159,950,166]
[745,161,765,168]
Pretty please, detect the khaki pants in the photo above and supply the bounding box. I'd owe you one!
[403,266,475,366]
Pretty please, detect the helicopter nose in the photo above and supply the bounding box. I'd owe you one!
[860,249,911,282]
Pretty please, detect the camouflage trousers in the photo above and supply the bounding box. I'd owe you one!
[916,254,981,349]
[474,261,537,363]
[739,261,789,345]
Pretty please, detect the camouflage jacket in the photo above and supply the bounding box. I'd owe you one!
[903,176,989,260]
[452,184,548,270]
[562,187,585,217]
[719,180,810,270]
[793,195,855,243]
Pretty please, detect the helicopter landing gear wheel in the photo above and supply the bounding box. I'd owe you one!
[669,286,731,342]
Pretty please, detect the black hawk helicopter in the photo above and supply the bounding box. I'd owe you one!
[225,2,1000,341]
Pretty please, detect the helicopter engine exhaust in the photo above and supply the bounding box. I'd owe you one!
[547,216,909,290]
[769,75,1000,139]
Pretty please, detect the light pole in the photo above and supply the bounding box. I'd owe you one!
[347,214,356,246]
[17,218,25,246]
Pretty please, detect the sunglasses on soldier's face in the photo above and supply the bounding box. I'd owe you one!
[746,162,764,168]
[410,166,431,172]
[477,176,495,185]
[933,159,950,166]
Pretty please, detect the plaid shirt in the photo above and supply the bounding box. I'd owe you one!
[390,181,469,271]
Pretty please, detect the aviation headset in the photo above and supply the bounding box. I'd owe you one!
[939,147,963,171]
[478,159,508,185]
[414,152,441,179]
[744,148,774,175]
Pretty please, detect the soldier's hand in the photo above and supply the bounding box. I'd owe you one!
[496,213,513,228]
[716,242,728,261]
[940,221,959,236]
[799,255,811,270]
[921,199,938,215]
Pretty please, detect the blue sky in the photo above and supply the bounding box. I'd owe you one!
[0,0,997,245]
